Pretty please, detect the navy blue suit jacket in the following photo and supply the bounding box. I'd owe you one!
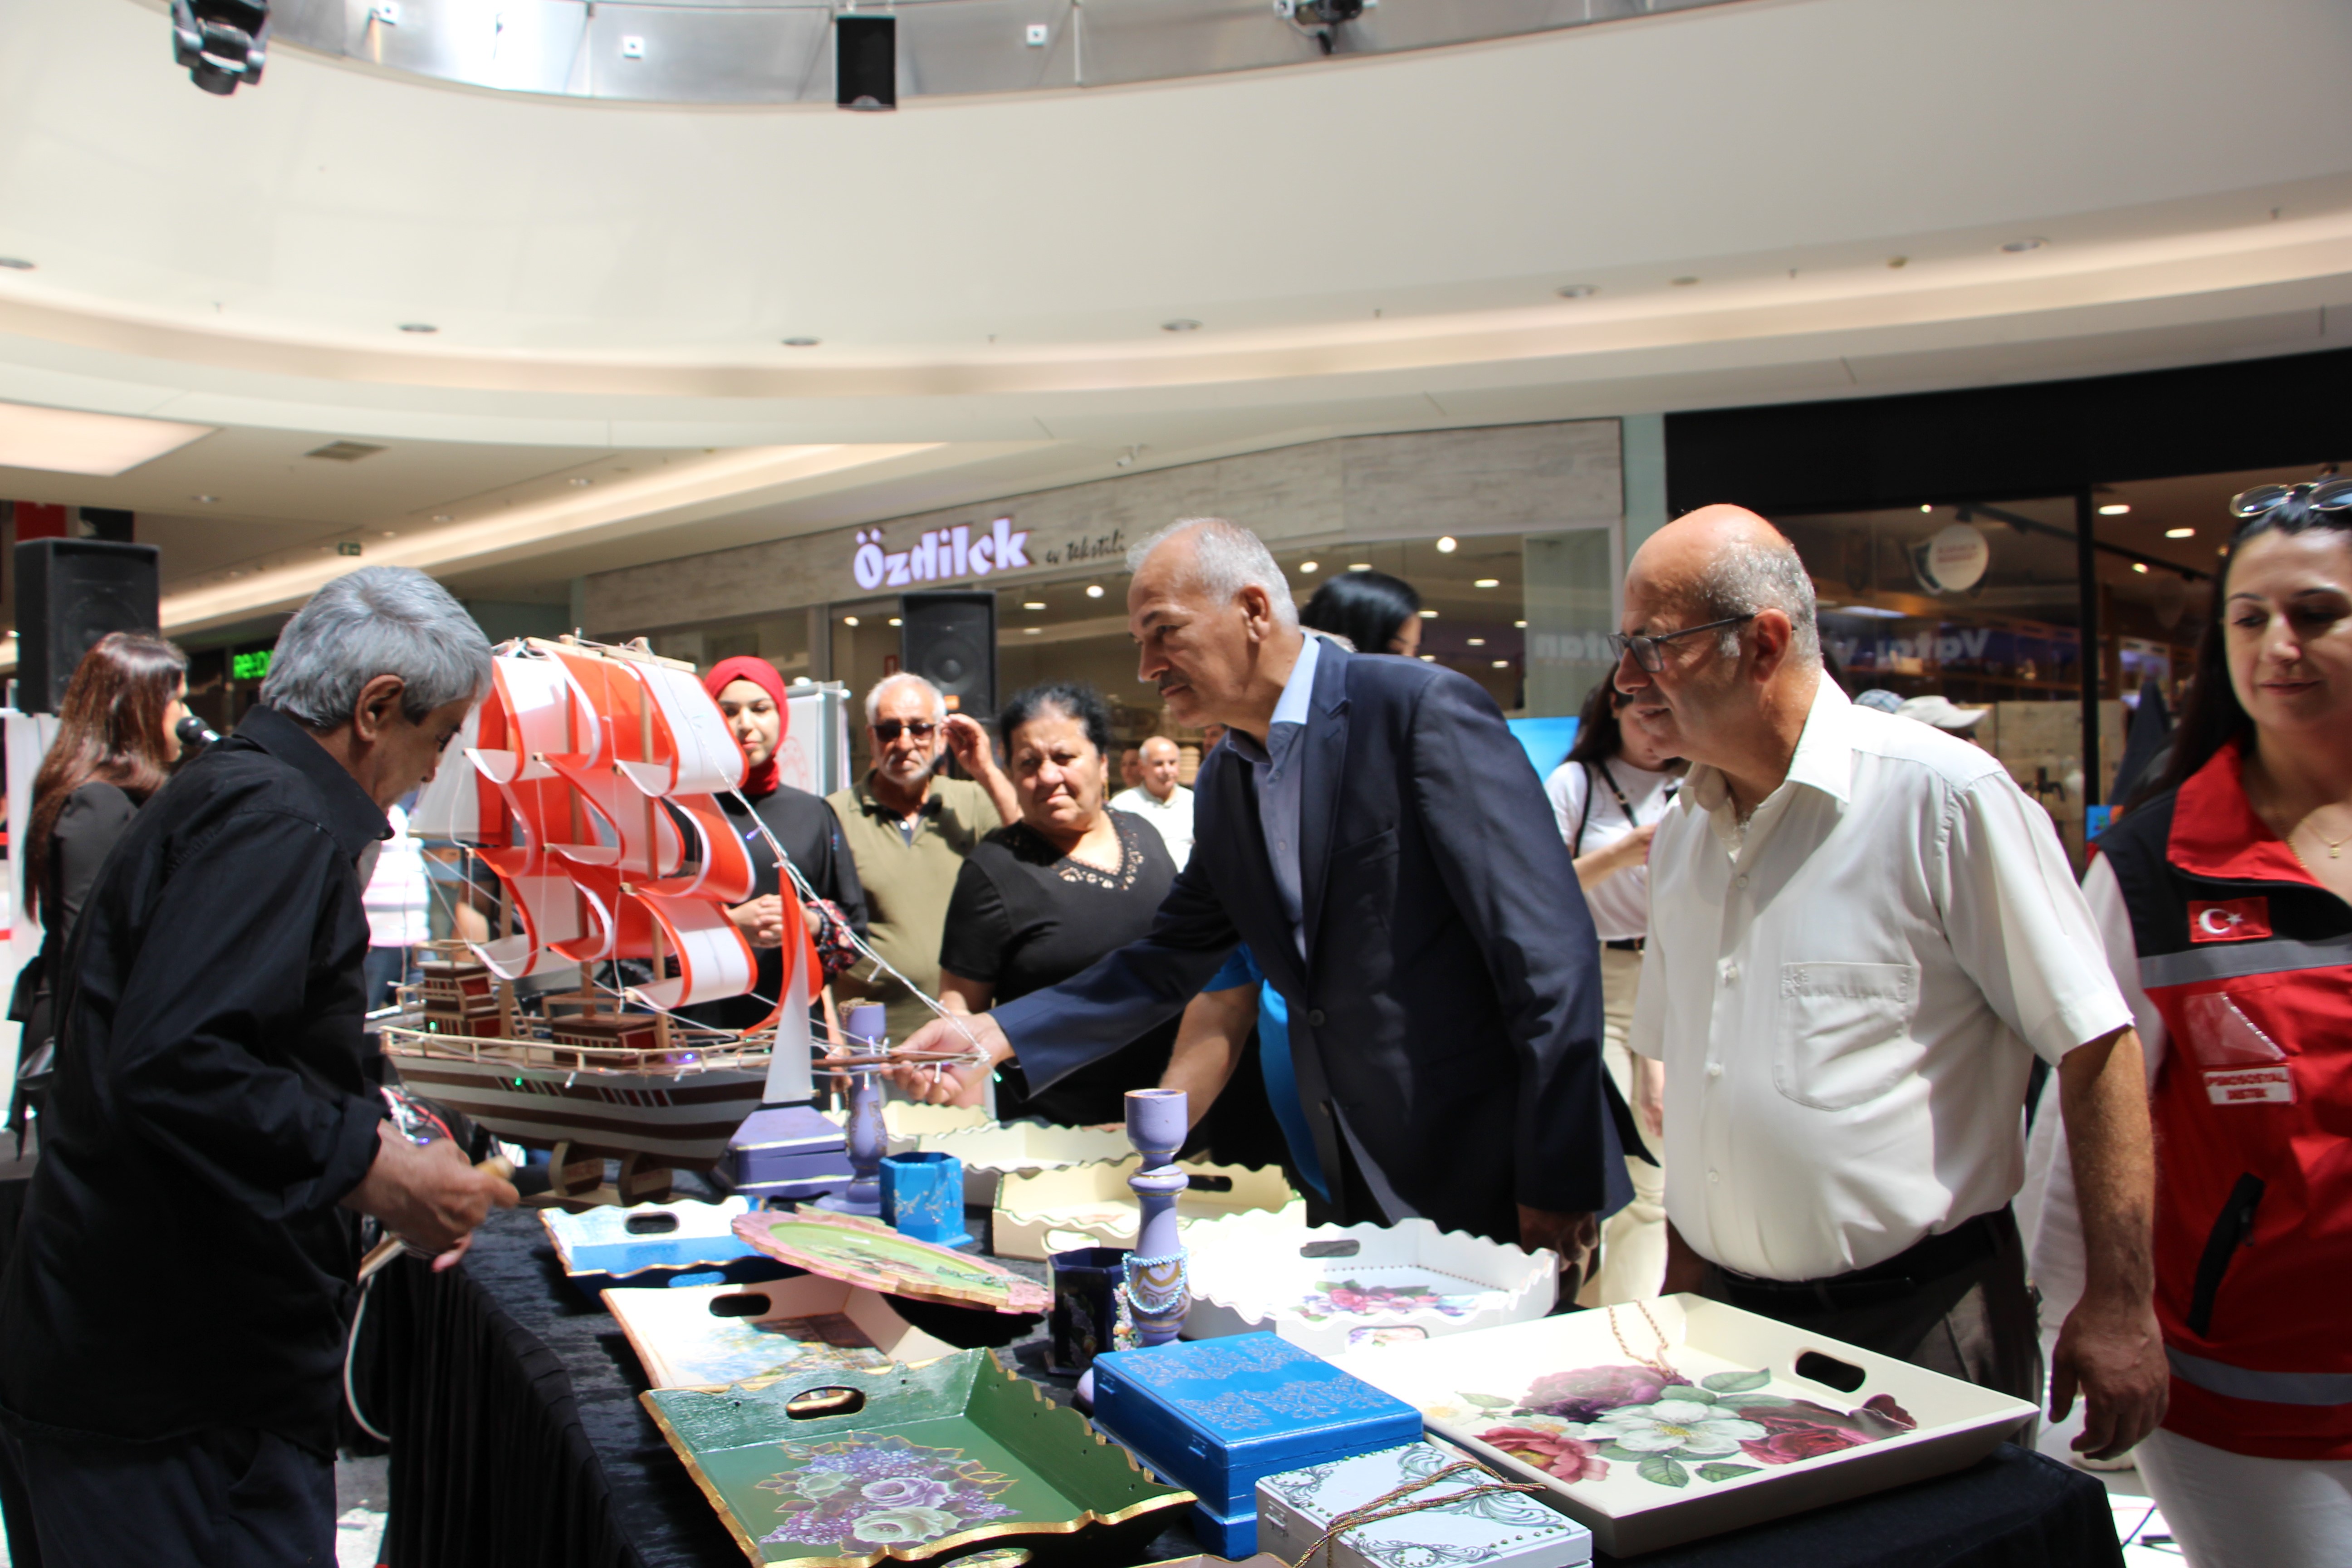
[994,641,1629,1243]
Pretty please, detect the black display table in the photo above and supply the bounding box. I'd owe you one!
[359,1204,2122,1568]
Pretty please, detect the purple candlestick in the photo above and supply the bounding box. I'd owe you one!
[1121,1087,1191,1345]
[814,1005,887,1215]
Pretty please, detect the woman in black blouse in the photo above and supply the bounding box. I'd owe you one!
[11,633,188,1137]
[937,681,1177,1126]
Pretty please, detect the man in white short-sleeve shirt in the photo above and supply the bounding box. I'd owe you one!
[1622,505,2167,1461]
[1110,735,1196,869]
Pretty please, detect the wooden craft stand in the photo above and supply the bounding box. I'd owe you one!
[532,1141,676,1211]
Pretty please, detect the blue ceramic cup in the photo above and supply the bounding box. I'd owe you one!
[879,1151,971,1247]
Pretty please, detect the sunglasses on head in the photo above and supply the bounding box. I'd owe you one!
[2229,476,2352,521]
[872,719,939,742]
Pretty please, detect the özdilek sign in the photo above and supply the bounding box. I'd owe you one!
[852,519,1031,591]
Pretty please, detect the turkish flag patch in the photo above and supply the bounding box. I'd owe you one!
[2188,898,2273,943]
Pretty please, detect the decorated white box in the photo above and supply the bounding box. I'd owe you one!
[1258,1442,1593,1568]
[1333,1294,2037,1557]
[1185,1212,1557,1357]
[992,1157,1301,1261]
[606,1275,958,1388]
[924,1121,1133,1205]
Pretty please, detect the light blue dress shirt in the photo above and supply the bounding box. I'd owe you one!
[1222,632,1322,960]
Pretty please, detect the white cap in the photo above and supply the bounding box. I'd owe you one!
[1898,694,1990,731]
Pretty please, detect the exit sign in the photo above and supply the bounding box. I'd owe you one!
[337,542,363,557]
[231,650,272,681]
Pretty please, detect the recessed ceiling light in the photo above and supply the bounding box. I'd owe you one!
[1671,276,1700,287]
[1555,284,1598,299]
[381,530,397,538]
[781,337,821,348]
[191,494,220,504]
[1514,619,1527,628]
[0,401,216,477]
[1474,578,1500,588]
[228,569,243,578]
[1418,653,1436,662]
[397,323,438,334]
[432,514,453,522]
[1024,626,1041,635]
[2098,503,2130,515]
[1492,660,1510,669]
[1161,319,1201,333]
[1348,563,1371,571]
[0,258,33,271]
[569,476,595,487]
[1419,609,1439,619]
[1086,584,1105,598]
[1920,505,1934,514]
[1467,637,1486,647]
[1298,561,1319,573]
[2132,562,2149,574]
[2001,237,2047,253]
[2165,527,2195,539]
[1023,601,1046,610]
[888,617,902,626]
[1436,537,1458,554]
[843,615,860,627]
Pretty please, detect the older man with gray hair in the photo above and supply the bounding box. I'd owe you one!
[897,518,1631,1266]
[0,568,517,1568]
[1619,505,2166,1459]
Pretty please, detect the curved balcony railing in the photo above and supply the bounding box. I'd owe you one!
[256,0,1745,103]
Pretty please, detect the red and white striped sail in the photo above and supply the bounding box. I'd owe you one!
[408,639,819,1032]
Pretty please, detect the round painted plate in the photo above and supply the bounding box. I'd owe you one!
[734,1208,1049,1315]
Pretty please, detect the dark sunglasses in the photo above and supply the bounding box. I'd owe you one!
[1608,613,1756,674]
[872,720,939,742]
[2229,477,2352,520]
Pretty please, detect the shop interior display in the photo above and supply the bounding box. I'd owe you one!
[606,1276,958,1390]
[642,1348,1193,1566]
[991,1157,1300,1262]
[1333,1295,2038,1556]
[1182,1212,1557,1356]
[543,1196,788,1296]
[733,1208,1050,1315]
[1257,1440,1594,1568]
[922,1120,1134,1205]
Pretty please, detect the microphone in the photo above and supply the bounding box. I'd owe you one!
[176,715,220,755]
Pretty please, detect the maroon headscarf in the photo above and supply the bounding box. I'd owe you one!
[703,656,791,799]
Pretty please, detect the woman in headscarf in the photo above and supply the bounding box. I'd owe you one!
[684,657,868,1034]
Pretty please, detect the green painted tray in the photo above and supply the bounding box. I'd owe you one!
[643,1348,1195,1567]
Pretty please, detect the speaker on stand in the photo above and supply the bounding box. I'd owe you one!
[898,590,997,724]
[14,539,162,714]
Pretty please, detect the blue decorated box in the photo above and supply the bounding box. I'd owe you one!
[1089,1332,1423,1556]
[541,1197,791,1297]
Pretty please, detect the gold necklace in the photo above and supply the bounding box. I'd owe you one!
[2298,811,2352,860]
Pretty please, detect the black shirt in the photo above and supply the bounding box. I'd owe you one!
[681,783,870,1033]
[15,781,138,1056]
[0,706,390,1454]
[938,811,1177,1126]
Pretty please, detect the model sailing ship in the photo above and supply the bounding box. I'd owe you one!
[382,636,823,1202]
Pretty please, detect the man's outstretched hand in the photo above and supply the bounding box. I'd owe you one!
[344,1123,519,1271]
[885,1011,1011,1107]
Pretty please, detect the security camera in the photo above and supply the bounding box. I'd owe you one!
[172,0,270,94]
[1276,0,1366,21]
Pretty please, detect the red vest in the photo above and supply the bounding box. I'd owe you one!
[2097,743,2352,1461]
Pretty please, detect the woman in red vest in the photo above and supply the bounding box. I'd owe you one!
[2071,479,2352,1565]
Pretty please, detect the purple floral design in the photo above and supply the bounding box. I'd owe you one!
[1298,1279,1485,1322]
[755,1434,1016,1549]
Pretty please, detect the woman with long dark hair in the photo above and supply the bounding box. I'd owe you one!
[1300,569,1423,657]
[11,632,189,1135]
[1543,675,1681,1304]
[2026,480,2352,1565]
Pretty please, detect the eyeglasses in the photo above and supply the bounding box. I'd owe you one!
[872,720,939,742]
[2229,477,2352,519]
[1608,613,1756,673]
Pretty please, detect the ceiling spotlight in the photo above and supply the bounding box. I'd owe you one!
[1555,284,1598,299]
[1024,626,1041,635]
[1474,578,1500,588]
[1418,653,1435,662]
[1419,609,1439,619]
[1467,638,1486,647]
[843,615,860,627]
[569,476,595,487]
[1920,505,1934,514]
[380,530,397,538]
[2001,237,2047,253]
[1348,563,1371,572]
[2166,527,2195,539]
[1513,620,1527,628]
[397,323,437,334]
[888,617,903,626]
[1436,537,1458,554]
[1671,276,1700,287]
[1085,584,1105,598]
[433,514,453,522]
[172,0,270,95]
[1492,660,1510,669]
[1023,601,1046,610]
[0,258,33,271]
[2098,503,2130,515]
[1298,561,1319,573]
[2132,563,2149,574]
[191,495,220,504]
[782,337,821,348]
[1161,319,1202,333]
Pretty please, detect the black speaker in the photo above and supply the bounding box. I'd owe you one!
[900,591,996,720]
[15,539,162,714]
[835,14,896,110]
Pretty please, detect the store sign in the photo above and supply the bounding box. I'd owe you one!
[1916,524,1991,594]
[851,519,1031,591]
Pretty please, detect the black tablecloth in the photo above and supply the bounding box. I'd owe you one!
[362,1203,2122,1568]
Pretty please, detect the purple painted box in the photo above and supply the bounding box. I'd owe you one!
[720,1105,854,1202]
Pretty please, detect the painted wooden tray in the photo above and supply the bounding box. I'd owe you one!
[544,1196,787,1294]
[608,1277,961,1389]
[643,1348,1194,1566]
[820,1102,993,1160]
[923,1122,1134,1205]
[1333,1294,2038,1556]
[1183,1212,1557,1357]
[991,1158,1301,1262]
[733,1208,1049,1315]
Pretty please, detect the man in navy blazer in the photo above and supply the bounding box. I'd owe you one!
[897,518,1627,1264]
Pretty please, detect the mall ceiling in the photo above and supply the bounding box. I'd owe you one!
[0,0,2348,637]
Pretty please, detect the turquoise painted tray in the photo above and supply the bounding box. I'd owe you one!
[643,1348,1195,1567]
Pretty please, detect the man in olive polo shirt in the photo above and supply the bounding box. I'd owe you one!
[827,673,1018,1045]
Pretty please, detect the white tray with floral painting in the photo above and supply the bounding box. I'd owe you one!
[1181,1211,1557,1357]
[923,1122,1134,1206]
[1333,1293,2036,1557]
[991,1157,1301,1262]
[607,1275,961,1389]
